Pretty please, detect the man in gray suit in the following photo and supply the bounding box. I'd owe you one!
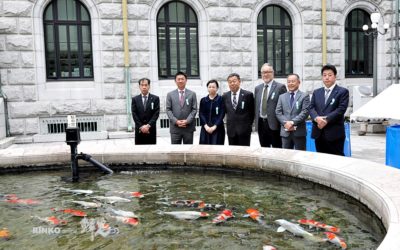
[166,71,197,144]
[254,63,287,148]
[275,74,310,150]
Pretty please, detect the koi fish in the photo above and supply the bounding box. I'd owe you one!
[93,196,131,204]
[212,209,234,224]
[108,215,139,226]
[5,196,40,205]
[159,211,209,220]
[106,191,144,198]
[32,215,68,226]
[51,208,87,217]
[0,228,10,240]
[169,200,224,210]
[59,187,94,195]
[244,208,266,226]
[171,200,205,208]
[80,217,119,241]
[69,200,102,208]
[263,246,277,250]
[324,232,347,249]
[106,207,138,218]
[275,219,313,238]
[297,219,340,233]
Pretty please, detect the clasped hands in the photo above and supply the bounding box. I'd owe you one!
[284,121,295,131]
[176,120,188,128]
[139,124,151,134]
[315,116,328,129]
[204,124,217,134]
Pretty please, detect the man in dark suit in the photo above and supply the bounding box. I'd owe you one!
[166,71,197,144]
[223,73,254,146]
[131,78,160,144]
[276,74,310,150]
[254,63,287,148]
[309,64,349,156]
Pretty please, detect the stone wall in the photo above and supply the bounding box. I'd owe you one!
[0,0,397,136]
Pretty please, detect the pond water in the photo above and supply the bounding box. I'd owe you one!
[0,167,385,249]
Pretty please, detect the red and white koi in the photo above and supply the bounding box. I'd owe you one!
[244,208,266,226]
[80,217,119,241]
[32,215,68,226]
[263,246,277,250]
[297,219,340,233]
[212,209,234,224]
[108,215,139,226]
[159,211,209,220]
[51,208,87,217]
[324,232,347,249]
[4,194,40,205]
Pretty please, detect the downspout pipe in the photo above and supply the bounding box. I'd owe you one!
[321,0,327,65]
[122,0,132,132]
[395,0,399,84]
[0,74,10,137]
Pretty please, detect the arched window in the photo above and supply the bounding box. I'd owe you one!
[257,5,292,77]
[345,9,373,77]
[157,1,199,78]
[44,0,93,80]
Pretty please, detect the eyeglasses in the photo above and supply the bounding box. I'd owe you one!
[261,71,274,74]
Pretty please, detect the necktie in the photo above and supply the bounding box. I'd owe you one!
[143,96,147,111]
[261,85,268,116]
[290,92,295,108]
[179,90,184,107]
[324,88,330,104]
[232,92,237,110]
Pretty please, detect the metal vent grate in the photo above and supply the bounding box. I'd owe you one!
[157,115,200,129]
[40,116,103,134]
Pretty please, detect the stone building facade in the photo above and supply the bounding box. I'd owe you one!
[0,0,398,140]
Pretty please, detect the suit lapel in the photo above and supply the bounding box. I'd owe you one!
[268,81,277,100]
[323,86,338,110]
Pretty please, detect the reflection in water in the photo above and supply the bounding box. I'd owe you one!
[0,168,385,249]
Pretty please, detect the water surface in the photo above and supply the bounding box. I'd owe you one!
[0,167,385,249]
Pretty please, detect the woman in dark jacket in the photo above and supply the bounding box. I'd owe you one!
[199,80,225,145]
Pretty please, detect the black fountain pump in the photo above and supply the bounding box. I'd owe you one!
[66,127,81,146]
[65,126,113,182]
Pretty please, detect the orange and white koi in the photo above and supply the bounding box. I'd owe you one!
[212,209,234,224]
[108,215,139,226]
[297,219,340,233]
[244,208,266,226]
[324,232,347,249]
[106,191,144,198]
[275,219,313,238]
[32,215,68,226]
[159,211,209,220]
[0,228,11,240]
[51,208,87,217]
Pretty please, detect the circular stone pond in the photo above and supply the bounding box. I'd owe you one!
[0,143,400,249]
